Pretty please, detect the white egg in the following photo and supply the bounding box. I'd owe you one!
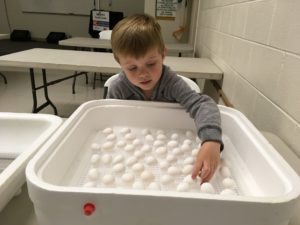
[172,147,182,155]
[83,182,96,188]
[155,146,167,155]
[220,189,236,195]
[142,129,151,135]
[132,138,142,147]
[171,133,179,140]
[157,134,167,141]
[122,173,135,183]
[116,140,126,148]
[183,175,195,184]
[159,160,169,170]
[134,150,144,159]
[167,166,180,176]
[185,130,195,139]
[88,168,99,180]
[106,133,117,141]
[191,148,199,156]
[140,170,154,182]
[145,134,154,143]
[182,164,193,174]
[161,174,173,185]
[167,140,178,148]
[125,133,135,141]
[141,144,152,153]
[112,154,124,164]
[183,156,194,165]
[148,182,160,190]
[156,130,165,135]
[90,154,100,165]
[145,156,157,165]
[113,163,125,173]
[200,182,215,194]
[180,144,191,153]
[220,166,231,177]
[126,156,138,166]
[183,139,192,146]
[102,141,114,151]
[120,127,131,134]
[153,140,164,147]
[102,127,113,135]
[132,163,144,173]
[176,182,190,192]
[222,178,236,189]
[124,144,135,152]
[166,154,176,163]
[91,143,100,150]
[102,174,115,185]
[101,154,112,164]
[132,181,145,189]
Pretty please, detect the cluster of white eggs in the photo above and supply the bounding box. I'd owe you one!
[82,126,238,196]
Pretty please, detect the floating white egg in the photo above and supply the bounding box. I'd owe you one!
[220,166,231,177]
[102,174,115,185]
[166,154,176,163]
[132,138,142,147]
[102,127,113,135]
[132,181,144,189]
[91,143,100,150]
[161,174,173,185]
[180,144,190,153]
[116,140,126,148]
[155,146,167,155]
[88,168,99,180]
[200,182,215,194]
[183,175,195,184]
[134,150,144,159]
[157,134,167,141]
[124,144,135,152]
[222,178,236,189]
[191,148,199,156]
[121,173,135,184]
[106,133,117,141]
[167,140,178,148]
[113,163,125,173]
[112,154,124,164]
[176,182,189,192]
[171,133,179,140]
[148,182,160,190]
[120,127,131,135]
[156,130,165,135]
[182,164,193,174]
[220,189,236,195]
[159,160,169,170]
[185,130,194,139]
[90,154,100,165]
[140,170,154,182]
[142,129,151,135]
[102,141,114,151]
[132,163,144,173]
[167,166,180,176]
[145,134,154,143]
[153,140,164,147]
[145,156,156,165]
[101,154,112,164]
[141,144,152,153]
[125,133,135,141]
[183,156,194,165]
[126,156,138,166]
[172,147,182,155]
[183,139,192,146]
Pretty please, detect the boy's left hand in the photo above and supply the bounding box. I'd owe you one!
[191,141,221,183]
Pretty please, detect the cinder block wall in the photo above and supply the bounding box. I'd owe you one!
[196,0,300,156]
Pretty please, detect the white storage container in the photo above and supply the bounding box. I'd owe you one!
[0,112,62,211]
[26,100,300,225]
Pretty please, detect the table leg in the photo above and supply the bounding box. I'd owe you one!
[29,68,38,113]
[0,72,7,84]
[42,69,58,115]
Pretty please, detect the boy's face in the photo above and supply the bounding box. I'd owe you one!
[117,47,166,93]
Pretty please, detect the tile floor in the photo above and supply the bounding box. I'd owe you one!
[0,69,106,224]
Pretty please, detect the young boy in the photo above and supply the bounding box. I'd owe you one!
[107,14,223,183]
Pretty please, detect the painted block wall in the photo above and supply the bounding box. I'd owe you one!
[196,0,300,158]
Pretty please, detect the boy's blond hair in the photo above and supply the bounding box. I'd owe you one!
[111,14,165,61]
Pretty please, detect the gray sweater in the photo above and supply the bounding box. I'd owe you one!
[107,65,223,149]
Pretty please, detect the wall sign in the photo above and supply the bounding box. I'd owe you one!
[156,0,178,20]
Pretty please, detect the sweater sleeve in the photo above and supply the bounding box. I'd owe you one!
[165,75,223,150]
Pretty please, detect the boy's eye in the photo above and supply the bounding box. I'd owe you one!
[128,67,137,71]
[147,63,156,67]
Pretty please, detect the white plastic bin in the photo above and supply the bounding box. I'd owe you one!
[26,100,300,225]
[0,112,62,211]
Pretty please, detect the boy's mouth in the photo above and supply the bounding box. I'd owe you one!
[140,80,151,85]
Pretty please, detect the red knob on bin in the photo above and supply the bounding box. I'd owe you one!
[83,203,95,216]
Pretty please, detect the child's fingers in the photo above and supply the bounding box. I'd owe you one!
[191,158,203,179]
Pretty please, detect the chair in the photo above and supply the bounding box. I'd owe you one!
[103,74,200,98]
